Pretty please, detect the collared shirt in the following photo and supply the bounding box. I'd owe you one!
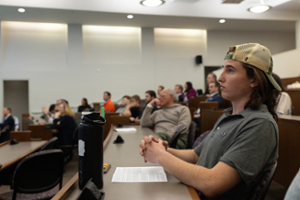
[194,104,278,200]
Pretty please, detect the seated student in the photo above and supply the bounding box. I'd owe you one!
[53,102,77,156]
[115,95,131,114]
[0,107,15,141]
[272,73,292,115]
[194,81,222,123]
[140,89,191,149]
[139,43,280,199]
[41,104,56,123]
[182,81,197,102]
[205,81,222,106]
[204,73,217,96]
[103,91,115,113]
[175,84,184,102]
[130,90,158,123]
[123,95,140,119]
[157,85,164,96]
[78,98,92,112]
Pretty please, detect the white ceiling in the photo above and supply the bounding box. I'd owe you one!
[0,0,299,31]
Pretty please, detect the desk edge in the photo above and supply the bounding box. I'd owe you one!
[51,126,200,200]
[0,140,47,171]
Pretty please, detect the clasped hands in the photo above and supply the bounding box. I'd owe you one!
[139,135,168,164]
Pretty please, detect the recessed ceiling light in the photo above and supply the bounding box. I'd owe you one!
[219,19,226,23]
[248,5,271,13]
[18,8,26,13]
[127,15,134,19]
[140,0,165,7]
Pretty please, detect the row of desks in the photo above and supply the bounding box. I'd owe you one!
[51,125,200,200]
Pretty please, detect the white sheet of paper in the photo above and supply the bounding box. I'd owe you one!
[112,166,167,182]
[115,128,137,132]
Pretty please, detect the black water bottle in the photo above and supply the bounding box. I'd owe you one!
[78,111,106,190]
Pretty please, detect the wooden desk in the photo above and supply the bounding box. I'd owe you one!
[28,124,54,140]
[52,126,200,200]
[0,140,47,171]
[274,115,300,188]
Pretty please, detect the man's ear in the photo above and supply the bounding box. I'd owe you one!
[250,78,258,88]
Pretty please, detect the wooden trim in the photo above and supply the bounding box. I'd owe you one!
[0,140,10,148]
[51,173,78,200]
[0,141,47,171]
[187,186,201,200]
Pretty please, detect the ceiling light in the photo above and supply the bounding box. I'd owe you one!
[140,0,165,7]
[248,5,271,13]
[18,8,26,13]
[127,15,134,19]
[219,19,226,23]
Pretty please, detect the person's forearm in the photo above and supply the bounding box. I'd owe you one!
[44,114,50,120]
[158,151,213,195]
[123,108,131,116]
[167,148,198,164]
[140,107,153,127]
[157,152,241,198]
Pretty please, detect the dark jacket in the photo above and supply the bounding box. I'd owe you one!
[205,93,223,107]
[53,115,77,145]
[78,104,92,112]
[0,115,15,141]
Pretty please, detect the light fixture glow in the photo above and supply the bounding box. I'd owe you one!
[219,19,226,23]
[248,5,271,13]
[18,8,26,13]
[140,0,165,7]
[127,15,134,19]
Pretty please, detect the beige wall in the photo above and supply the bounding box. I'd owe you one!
[0,21,296,114]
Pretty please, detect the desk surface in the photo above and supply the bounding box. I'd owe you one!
[52,126,199,200]
[0,140,47,171]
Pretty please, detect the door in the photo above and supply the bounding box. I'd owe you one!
[3,80,29,131]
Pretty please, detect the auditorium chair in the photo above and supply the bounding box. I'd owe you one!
[168,121,197,149]
[250,163,277,200]
[39,137,59,151]
[0,150,64,200]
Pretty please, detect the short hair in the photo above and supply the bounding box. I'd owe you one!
[209,81,220,88]
[122,95,131,100]
[272,73,284,91]
[58,99,69,104]
[145,90,156,98]
[208,73,217,80]
[131,95,140,103]
[167,89,178,103]
[175,84,183,92]
[104,91,111,97]
[49,104,56,112]
[158,85,164,90]
[82,98,88,105]
[4,107,12,113]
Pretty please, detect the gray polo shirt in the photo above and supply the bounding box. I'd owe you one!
[194,104,278,200]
